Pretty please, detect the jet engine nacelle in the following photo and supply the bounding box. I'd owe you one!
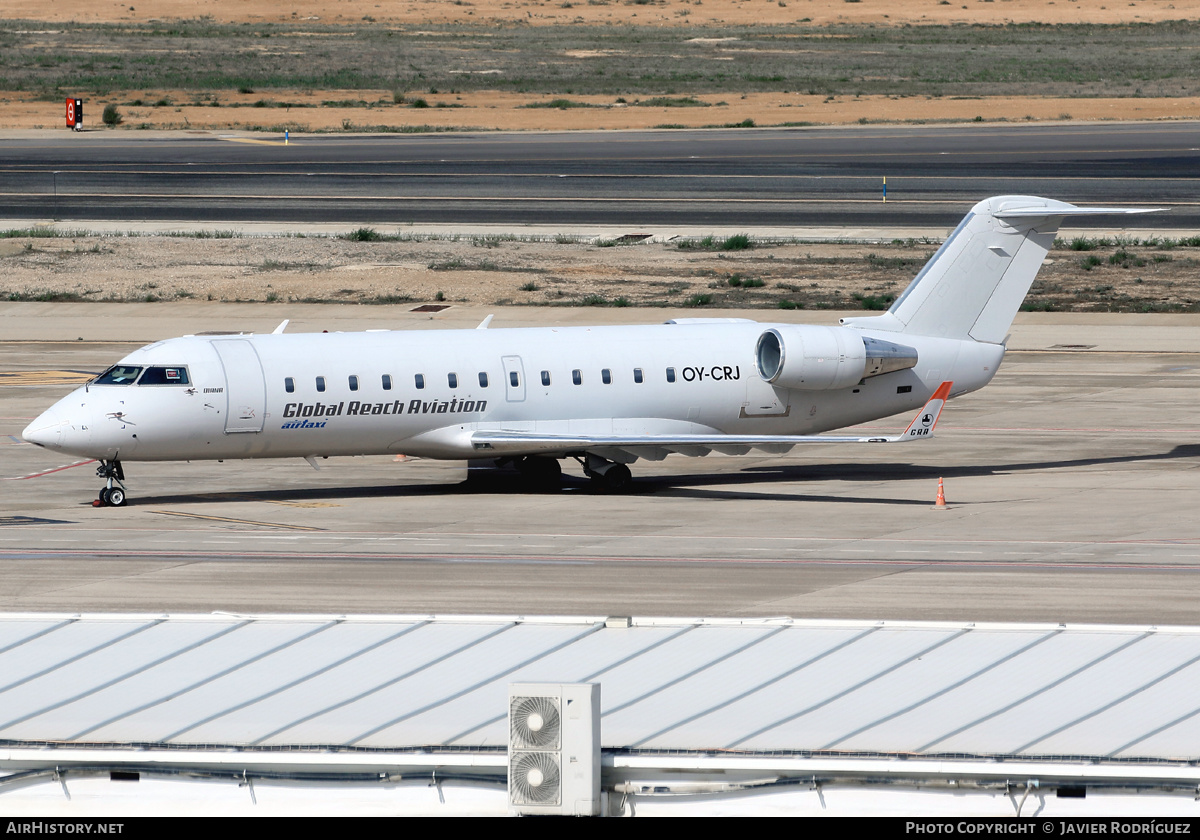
[754,326,918,391]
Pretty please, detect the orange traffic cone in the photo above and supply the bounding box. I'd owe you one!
[394,454,407,462]
[932,477,949,510]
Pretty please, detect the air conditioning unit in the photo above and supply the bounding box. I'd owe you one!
[508,682,601,816]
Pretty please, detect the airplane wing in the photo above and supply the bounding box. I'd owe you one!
[471,382,952,460]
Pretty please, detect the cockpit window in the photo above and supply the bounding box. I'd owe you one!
[137,366,191,386]
[94,365,144,385]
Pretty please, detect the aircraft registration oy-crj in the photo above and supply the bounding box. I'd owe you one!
[23,196,1155,506]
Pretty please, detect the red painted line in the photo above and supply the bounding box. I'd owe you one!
[5,459,96,480]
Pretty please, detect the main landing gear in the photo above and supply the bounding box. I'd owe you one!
[515,455,563,493]
[94,459,128,507]
[500,454,634,493]
[581,454,632,494]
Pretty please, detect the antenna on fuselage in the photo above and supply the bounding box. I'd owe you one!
[477,314,494,330]
[272,320,290,335]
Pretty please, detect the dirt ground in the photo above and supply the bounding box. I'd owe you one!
[7,0,1200,131]
[8,0,1199,28]
[11,89,1200,133]
[3,233,1197,313]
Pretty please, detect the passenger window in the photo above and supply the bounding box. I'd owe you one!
[479,372,489,388]
[285,377,295,394]
[572,369,582,385]
[633,368,644,384]
[349,375,359,392]
[382,374,392,391]
[94,365,143,386]
[602,369,612,385]
[541,371,551,386]
[415,374,425,390]
[137,366,191,386]
[316,376,326,393]
[510,371,520,387]
[666,367,676,383]
[448,373,458,389]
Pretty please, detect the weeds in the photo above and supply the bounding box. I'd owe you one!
[852,292,895,310]
[1109,250,1147,268]
[634,96,709,107]
[343,227,383,242]
[522,99,597,109]
[16,19,1200,104]
[0,228,91,239]
[726,274,766,288]
[676,234,753,251]
[865,253,927,270]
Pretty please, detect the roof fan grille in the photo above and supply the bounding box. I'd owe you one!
[510,695,561,749]
[510,751,562,806]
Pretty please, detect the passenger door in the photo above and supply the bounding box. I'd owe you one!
[211,339,266,433]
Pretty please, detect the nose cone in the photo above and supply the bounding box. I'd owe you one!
[22,406,66,449]
[23,399,94,456]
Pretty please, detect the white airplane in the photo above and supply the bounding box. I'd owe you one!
[22,196,1154,506]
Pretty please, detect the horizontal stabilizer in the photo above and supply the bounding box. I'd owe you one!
[994,205,1164,219]
[471,382,954,459]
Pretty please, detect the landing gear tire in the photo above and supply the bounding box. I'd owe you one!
[516,456,563,493]
[596,463,632,493]
[95,459,129,507]
[583,456,633,494]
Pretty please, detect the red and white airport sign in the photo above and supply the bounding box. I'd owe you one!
[65,98,82,129]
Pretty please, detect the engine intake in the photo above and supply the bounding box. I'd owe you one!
[755,326,918,391]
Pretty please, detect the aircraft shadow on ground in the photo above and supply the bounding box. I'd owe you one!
[125,444,1200,508]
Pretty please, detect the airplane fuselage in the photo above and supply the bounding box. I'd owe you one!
[27,320,1003,464]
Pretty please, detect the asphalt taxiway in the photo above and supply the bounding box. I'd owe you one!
[3,304,1200,623]
[2,123,1196,226]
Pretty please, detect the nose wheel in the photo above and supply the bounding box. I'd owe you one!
[94,459,128,507]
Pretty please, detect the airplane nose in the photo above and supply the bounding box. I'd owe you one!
[22,407,66,449]
[23,401,96,455]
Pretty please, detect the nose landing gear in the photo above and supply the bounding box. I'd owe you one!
[94,459,128,507]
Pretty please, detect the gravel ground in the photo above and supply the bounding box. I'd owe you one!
[3,233,1199,313]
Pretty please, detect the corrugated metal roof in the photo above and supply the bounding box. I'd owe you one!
[3,613,1200,761]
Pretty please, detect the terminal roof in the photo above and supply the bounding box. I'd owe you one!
[2,613,1197,761]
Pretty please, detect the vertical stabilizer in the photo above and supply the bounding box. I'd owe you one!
[843,196,1159,343]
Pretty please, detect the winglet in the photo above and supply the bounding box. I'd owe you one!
[898,381,952,441]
